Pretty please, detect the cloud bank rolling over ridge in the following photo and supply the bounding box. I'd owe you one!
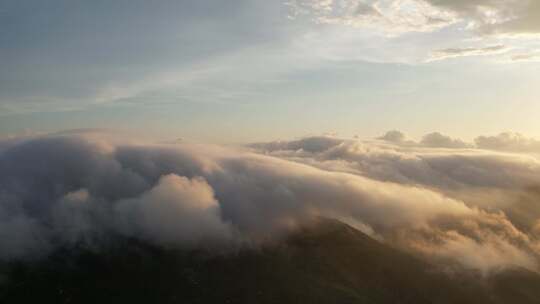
[0,130,539,275]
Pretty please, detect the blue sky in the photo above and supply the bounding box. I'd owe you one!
[1,0,540,142]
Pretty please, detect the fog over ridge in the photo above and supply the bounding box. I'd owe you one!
[0,130,539,275]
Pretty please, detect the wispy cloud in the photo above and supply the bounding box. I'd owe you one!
[286,0,457,35]
[291,0,540,37]
[422,0,540,37]
[510,52,540,62]
[289,0,540,63]
[427,45,509,61]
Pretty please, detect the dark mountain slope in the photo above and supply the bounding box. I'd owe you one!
[1,219,539,304]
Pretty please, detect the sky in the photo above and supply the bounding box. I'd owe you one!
[1,0,540,143]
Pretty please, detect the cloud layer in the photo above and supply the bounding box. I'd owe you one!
[252,133,540,272]
[289,0,540,36]
[377,130,540,153]
[0,131,539,275]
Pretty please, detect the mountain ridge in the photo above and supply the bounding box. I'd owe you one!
[1,218,539,303]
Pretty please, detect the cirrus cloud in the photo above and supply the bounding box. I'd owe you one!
[427,45,510,61]
[287,0,540,62]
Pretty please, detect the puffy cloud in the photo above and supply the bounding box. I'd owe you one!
[0,131,539,274]
[115,174,232,247]
[252,134,540,271]
[259,135,540,198]
[378,130,408,143]
[378,130,540,153]
[427,45,509,61]
[420,132,471,148]
[258,133,540,198]
[475,132,540,153]
[378,130,471,148]
[377,130,540,153]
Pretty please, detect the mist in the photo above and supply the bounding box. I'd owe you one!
[0,130,539,275]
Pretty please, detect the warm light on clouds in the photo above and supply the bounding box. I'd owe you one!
[1,2,540,300]
[1,130,539,274]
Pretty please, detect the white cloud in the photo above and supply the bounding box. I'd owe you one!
[1,131,538,274]
[115,174,233,247]
[253,133,540,235]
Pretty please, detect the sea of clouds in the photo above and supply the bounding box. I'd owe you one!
[0,130,539,275]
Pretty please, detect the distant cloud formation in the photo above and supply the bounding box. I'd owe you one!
[475,132,540,153]
[377,130,471,149]
[377,130,408,143]
[377,131,471,149]
[420,132,471,148]
[377,130,540,153]
[1,130,538,275]
[252,132,540,272]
